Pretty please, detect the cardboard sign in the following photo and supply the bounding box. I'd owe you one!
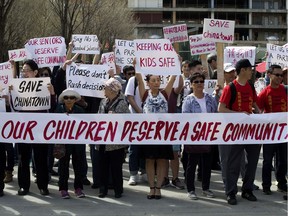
[8,48,27,62]
[202,18,235,43]
[66,62,110,98]
[0,62,13,91]
[224,46,256,66]
[25,36,66,67]
[204,79,217,95]
[163,24,189,43]
[266,43,288,69]
[189,34,216,55]
[114,39,135,70]
[72,34,100,54]
[10,78,51,111]
[101,52,116,72]
[134,39,181,75]
[0,112,286,145]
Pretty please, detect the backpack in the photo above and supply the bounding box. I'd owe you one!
[228,81,255,110]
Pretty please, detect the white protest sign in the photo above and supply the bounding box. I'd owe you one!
[189,34,216,55]
[163,24,188,43]
[10,78,51,111]
[224,46,256,66]
[0,62,13,91]
[25,36,66,67]
[115,39,135,70]
[266,43,288,69]
[66,62,110,98]
[202,18,235,43]
[8,48,28,62]
[72,34,100,54]
[254,78,266,95]
[134,39,181,75]
[101,52,116,72]
[204,79,217,95]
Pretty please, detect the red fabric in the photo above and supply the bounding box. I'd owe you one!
[257,84,288,113]
[256,61,266,73]
[220,80,257,113]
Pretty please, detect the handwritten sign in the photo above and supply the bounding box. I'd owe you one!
[8,48,28,62]
[115,39,134,70]
[134,39,181,75]
[254,78,266,95]
[224,46,256,66]
[163,24,188,43]
[0,112,286,145]
[72,34,100,54]
[202,18,235,43]
[204,79,217,95]
[10,78,51,111]
[189,34,216,55]
[266,43,288,69]
[0,62,13,91]
[25,36,66,67]
[66,62,110,98]
[101,52,116,72]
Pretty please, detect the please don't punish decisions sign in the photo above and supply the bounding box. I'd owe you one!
[0,112,286,145]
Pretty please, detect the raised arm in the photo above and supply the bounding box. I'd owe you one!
[164,75,176,97]
[135,73,145,101]
[173,75,184,94]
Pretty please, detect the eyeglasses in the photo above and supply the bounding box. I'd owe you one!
[272,74,283,77]
[63,96,76,100]
[193,80,204,84]
[40,73,50,77]
[127,72,135,76]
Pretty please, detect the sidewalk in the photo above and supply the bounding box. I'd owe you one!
[0,149,287,216]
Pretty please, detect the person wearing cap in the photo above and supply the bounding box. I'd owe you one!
[55,88,86,199]
[97,78,130,199]
[257,64,287,196]
[218,59,261,205]
[207,53,217,79]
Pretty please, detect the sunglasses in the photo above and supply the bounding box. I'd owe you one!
[40,73,50,77]
[63,96,76,100]
[193,80,204,84]
[272,74,283,77]
[127,72,135,76]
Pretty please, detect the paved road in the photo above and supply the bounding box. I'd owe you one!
[0,149,287,216]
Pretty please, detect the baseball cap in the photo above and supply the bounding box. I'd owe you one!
[235,59,253,71]
[224,63,236,72]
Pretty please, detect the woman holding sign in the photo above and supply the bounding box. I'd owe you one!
[135,72,176,200]
[182,72,218,200]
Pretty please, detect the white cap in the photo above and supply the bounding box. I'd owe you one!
[224,63,236,72]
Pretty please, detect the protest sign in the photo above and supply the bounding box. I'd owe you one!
[24,36,66,67]
[72,34,100,54]
[101,52,116,72]
[163,24,188,43]
[204,79,217,95]
[202,18,235,43]
[66,62,110,98]
[115,39,135,70]
[254,78,266,95]
[0,112,286,145]
[134,39,181,75]
[189,34,216,56]
[8,48,28,62]
[266,43,288,69]
[0,62,13,91]
[10,78,51,111]
[224,46,256,66]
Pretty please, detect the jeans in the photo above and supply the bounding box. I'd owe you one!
[128,145,145,175]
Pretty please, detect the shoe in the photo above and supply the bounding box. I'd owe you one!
[91,183,99,189]
[0,190,3,197]
[263,188,272,195]
[202,190,215,198]
[277,186,287,193]
[241,191,257,201]
[115,193,122,198]
[75,188,85,198]
[155,187,161,200]
[161,177,170,188]
[147,187,155,199]
[253,184,259,190]
[50,169,58,176]
[82,178,91,186]
[227,194,237,205]
[3,171,13,183]
[171,178,185,190]
[60,190,70,199]
[128,175,137,186]
[187,191,198,200]
[40,189,50,196]
[98,192,107,198]
[18,188,29,196]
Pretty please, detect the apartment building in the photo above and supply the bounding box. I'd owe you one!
[128,0,288,46]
